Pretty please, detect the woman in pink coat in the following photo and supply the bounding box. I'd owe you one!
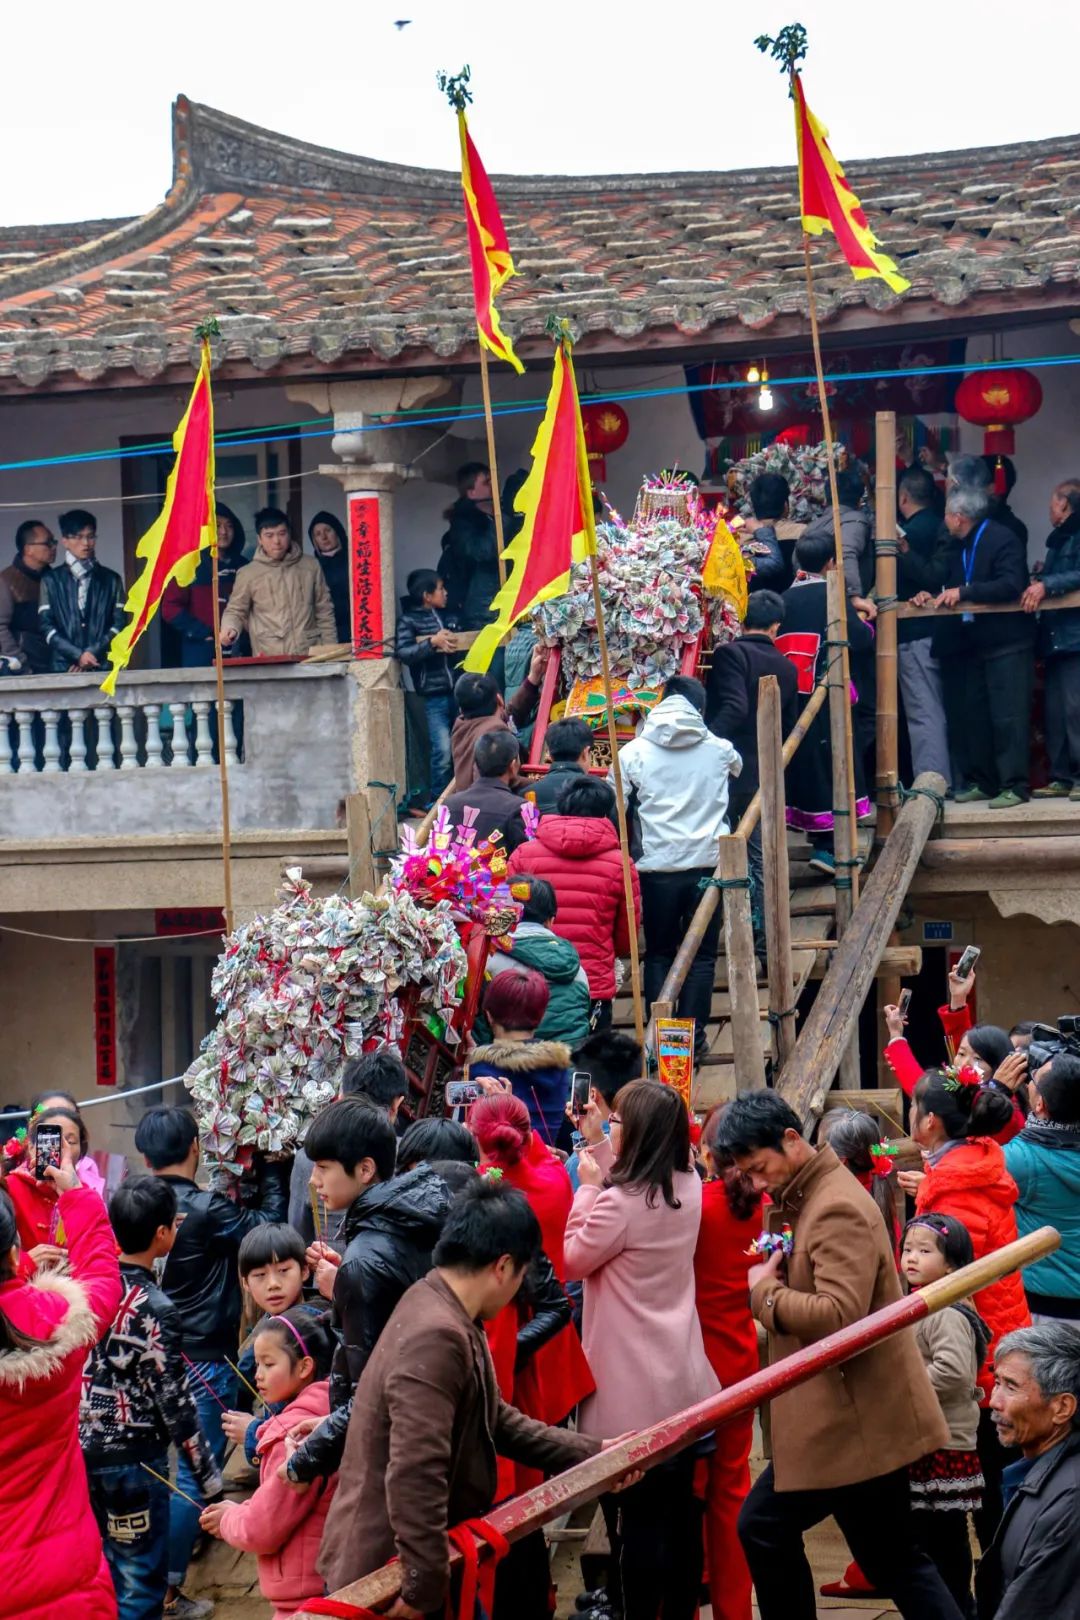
[566,1080,719,1620]
[0,1152,122,1620]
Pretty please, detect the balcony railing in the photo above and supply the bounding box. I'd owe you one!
[0,696,243,773]
[0,662,355,839]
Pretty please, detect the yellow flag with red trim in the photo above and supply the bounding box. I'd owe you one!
[458,109,524,374]
[464,342,595,673]
[102,341,216,693]
[793,72,910,295]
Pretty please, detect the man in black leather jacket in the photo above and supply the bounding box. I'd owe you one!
[133,1105,291,1611]
[38,507,125,673]
[286,1097,452,1485]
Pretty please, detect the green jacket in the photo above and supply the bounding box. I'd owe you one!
[475,923,592,1049]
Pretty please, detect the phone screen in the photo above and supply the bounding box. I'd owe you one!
[955,945,981,980]
[571,1072,592,1114]
[34,1125,62,1180]
[898,988,913,1019]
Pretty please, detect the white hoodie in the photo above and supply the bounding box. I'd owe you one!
[613,695,742,871]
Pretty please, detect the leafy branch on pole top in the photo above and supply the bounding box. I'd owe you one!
[544,314,574,351]
[754,22,807,89]
[194,315,221,344]
[437,65,472,112]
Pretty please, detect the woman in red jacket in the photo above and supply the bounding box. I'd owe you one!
[902,1067,1030,1549]
[0,1147,122,1620]
[507,776,641,1028]
[5,1107,90,1273]
[883,967,1025,1143]
[694,1108,762,1620]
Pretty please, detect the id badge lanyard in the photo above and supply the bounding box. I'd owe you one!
[962,521,988,624]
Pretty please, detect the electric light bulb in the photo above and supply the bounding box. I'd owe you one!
[759,386,774,411]
[746,364,761,384]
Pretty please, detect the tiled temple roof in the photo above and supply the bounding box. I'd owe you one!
[2,96,1079,389]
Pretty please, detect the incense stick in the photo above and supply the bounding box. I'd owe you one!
[308,1182,322,1241]
[140,1461,202,1510]
[181,1352,230,1411]
[224,1355,261,1405]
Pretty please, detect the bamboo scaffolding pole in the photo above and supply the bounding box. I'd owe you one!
[874,411,900,839]
[588,552,645,1049]
[301,1223,1060,1618]
[209,541,235,935]
[758,677,796,1067]
[719,834,766,1089]
[650,678,828,1031]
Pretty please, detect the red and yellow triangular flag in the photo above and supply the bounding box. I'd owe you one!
[464,342,595,672]
[793,72,910,296]
[458,109,524,374]
[102,341,216,693]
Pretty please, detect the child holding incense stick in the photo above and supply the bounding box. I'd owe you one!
[201,1307,338,1619]
[80,1175,223,1620]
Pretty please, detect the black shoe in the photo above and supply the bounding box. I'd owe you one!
[575,1595,612,1614]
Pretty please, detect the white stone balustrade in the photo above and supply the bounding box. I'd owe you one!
[0,663,355,841]
[0,694,243,773]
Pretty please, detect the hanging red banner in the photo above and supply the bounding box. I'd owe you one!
[93,946,117,1088]
[349,495,384,659]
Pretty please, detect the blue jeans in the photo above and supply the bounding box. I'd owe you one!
[425,693,455,799]
[90,1453,170,1620]
[167,1359,235,1587]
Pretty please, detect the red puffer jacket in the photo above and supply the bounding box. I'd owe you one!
[915,1137,1030,1401]
[0,1186,122,1620]
[507,816,641,1000]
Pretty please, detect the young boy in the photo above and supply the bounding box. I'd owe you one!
[80,1176,223,1620]
[283,1097,450,1488]
[132,1105,291,1613]
[395,568,463,803]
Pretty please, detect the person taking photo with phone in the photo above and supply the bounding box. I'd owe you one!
[4,1107,90,1274]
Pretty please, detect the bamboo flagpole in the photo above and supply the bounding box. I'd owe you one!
[479,347,509,590]
[301,1223,1061,1616]
[209,535,235,935]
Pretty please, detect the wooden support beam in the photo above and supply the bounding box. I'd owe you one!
[809,944,922,979]
[921,837,1080,869]
[719,835,766,1090]
[777,770,946,1127]
[897,591,1080,619]
[345,792,374,900]
[758,677,796,1068]
[874,411,899,839]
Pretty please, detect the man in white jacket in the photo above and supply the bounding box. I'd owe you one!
[613,674,741,1057]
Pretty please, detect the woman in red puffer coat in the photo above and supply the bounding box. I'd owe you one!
[508,777,641,1023]
[903,1067,1030,1552]
[0,1148,122,1620]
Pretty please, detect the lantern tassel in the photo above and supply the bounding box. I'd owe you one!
[992,455,1007,497]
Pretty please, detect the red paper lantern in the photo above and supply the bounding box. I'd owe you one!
[954,367,1043,456]
[581,400,630,482]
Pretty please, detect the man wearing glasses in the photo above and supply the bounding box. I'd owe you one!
[39,508,124,673]
[0,520,57,673]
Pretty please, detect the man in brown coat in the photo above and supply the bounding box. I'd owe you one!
[317,1176,620,1618]
[715,1091,965,1620]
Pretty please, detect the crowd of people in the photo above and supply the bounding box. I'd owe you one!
[0,504,351,677]
[3,950,1080,1620]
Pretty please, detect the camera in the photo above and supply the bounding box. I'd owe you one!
[1026,1018,1080,1073]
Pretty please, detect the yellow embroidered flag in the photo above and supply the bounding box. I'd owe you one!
[464,342,595,672]
[701,515,748,620]
[458,109,524,373]
[102,342,216,693]
[794,72,910,295]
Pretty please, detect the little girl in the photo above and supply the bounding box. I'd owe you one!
[201,1306,338,1618]
[901,1214,991,1620]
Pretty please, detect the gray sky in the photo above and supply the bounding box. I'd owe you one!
[6,0,1077,227]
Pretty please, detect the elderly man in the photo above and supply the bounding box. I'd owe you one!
[976,1323,1080,1618]
[932,486,1033,808]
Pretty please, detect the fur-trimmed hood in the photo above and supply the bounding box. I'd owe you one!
[0,1269,96,1390]
[468,1038,572,1073]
